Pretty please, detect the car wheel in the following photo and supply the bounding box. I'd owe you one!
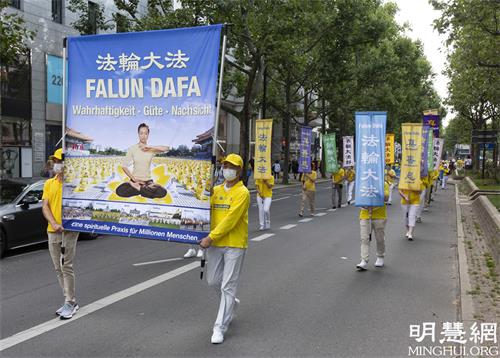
[0,229,7,258]
[80,232,99,240]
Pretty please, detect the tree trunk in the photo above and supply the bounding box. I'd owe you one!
[321,96,326,178]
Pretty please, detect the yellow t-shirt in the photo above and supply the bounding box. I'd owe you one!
[255,176,275,198]
[209,181,250,248]
[359,182,390,220]
[400,189,421,205]
[332,168,345,184]
[301,171,317,191]
[122,143,155,181]
[346,169,355,182]
[42,177,62,232]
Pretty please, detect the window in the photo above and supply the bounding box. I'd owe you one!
[88,1,98,34]
[52,0,63,24]
[10,0,21,9]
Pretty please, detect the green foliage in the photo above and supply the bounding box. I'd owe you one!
[0,0,35,66]
[68,0,114,34]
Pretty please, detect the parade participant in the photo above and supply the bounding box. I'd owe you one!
[42,148,80,320]
[416,175,430,223]
[398,186,421,240]
[116,123,169,199]
[441,161,450,189]
[299,162,317,217]
[331,164,345,209]
[272,160,281,181]
[385,164,397,205]
[345,166,355,204]
[199,153,250,344]
[255,175,275,230]
[356,181,390,270]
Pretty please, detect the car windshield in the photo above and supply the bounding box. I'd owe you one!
[0,181,29,205]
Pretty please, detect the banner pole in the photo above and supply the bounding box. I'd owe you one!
[61,38,67,266]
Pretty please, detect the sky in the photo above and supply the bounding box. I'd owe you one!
[394,0,453,127]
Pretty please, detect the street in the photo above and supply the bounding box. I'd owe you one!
[1,181,459,357]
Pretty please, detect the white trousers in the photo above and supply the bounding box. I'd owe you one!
[346,181,355,202]
[257,196,272,229]
[206,246,246,334]
[442,175,448,189]
[402,204,419,227]
[360,219,386,261]
[416,189,427,218]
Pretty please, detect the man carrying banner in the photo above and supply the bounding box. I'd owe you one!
[385,164,397,205]
[42,148,80,319]
[199,154,250,344]
[331,164,345,209]
[255,176,275,230]
[116,123,169,199]
[398,187,421,241]
[345,166,355,205]
[299,162,317,217]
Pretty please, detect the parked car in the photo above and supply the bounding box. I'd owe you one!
[0,178,97,257]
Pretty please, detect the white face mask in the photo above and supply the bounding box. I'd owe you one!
[53,163,64,173]
[223,168,238,181]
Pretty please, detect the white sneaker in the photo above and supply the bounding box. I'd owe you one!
[183,248,197,258]
[374,257,384,267]
[356,260,368,270]
[259,226,265,231]
[211,329,224,344]
[196,249,204,258]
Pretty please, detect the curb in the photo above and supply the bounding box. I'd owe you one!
[455,185,475,323]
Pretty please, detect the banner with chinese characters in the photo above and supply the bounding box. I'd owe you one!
[343,136,355,167]
[354,112,387,207]
[421,125,430,178]
[323,133,338,173]
[427,129,434,173]
[62,25,223,244]
[423,109,440,138]
[399,123,423,191]
[385,133,395,164]
[298,126,312,173]
[433,138,444,171]
[254,119,273,179]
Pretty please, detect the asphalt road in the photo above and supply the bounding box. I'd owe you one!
[0,181,459,357]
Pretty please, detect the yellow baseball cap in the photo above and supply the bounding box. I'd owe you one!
[49,148,63,161]
[223,153,243,168]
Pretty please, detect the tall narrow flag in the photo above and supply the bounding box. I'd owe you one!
[323,133,338,173]
[421,125,430,177]
[385,134,395,165]
[433,138,444,170]
[427,129,434,173]
[343,136,355,167]
[399,123,423,191]
[298,126,312,173]
[254,119,273,179]
[354,112,387,207]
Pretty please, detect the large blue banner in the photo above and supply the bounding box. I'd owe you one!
[354,112,387,207]
[62,25,222,243]
[298,126,312,173]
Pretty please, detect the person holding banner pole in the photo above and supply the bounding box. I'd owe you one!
[199,154,250,344]
[416,177,430,223]
[345,166,355,205]
[398,188,421,240]
[356,182,390,270]
[42,148,80,320]
[299,163,317,217]
[255,176,274,230]
[385,164,397,205]
[331,165,345,209]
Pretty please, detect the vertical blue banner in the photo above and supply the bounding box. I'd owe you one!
[298,126,312,173]
[423,114,440,138]
[421,125,430,178]
[47,54,63,104]
[62,25,222,244]
[354,112,387,207]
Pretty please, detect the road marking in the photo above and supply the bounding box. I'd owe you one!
[298,218,313,223]
[133,257,184,266]
[251,233,275,242]
[328,208,337,212]
[280,224,297,230]
[273,196,291,202]
[341,257,348,260]
[0,261,199,352]
[314,213,327,217]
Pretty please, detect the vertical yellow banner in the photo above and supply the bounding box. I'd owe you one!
[254,119,273,179]
[385,133,395,164]
[399,123,423,191]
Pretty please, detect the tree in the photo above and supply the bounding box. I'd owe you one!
[68,0,114,34]
[0,0,35,66]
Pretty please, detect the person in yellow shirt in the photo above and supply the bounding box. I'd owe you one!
[299,162,317,217]
[398,187,422,240]
[199,154,250,344]
[356,181,390,270]
[42,148,80,320]
[384,164,397,205]
[255,175,275,230]
[416,176,431,222]
[331,165,345,209]
[345,166,356,204]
